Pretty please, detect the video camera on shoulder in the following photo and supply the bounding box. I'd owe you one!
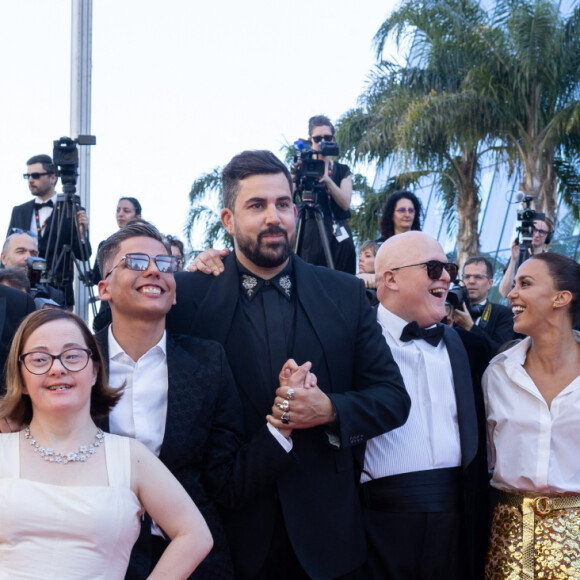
[292,139,339,205]
[517,195,545,245]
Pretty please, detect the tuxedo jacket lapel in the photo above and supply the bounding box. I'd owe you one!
[95,328,111,433]
[160,335,205,463]
[443,326,478,468]
[291,255,353,393]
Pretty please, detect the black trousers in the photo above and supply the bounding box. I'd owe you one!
[361,468,469,580]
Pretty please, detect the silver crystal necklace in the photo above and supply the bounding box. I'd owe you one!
[24,425,104,464]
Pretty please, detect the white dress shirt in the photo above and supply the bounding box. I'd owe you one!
[361,305,462,482]
[483,334,580,493]
[30,193,57,237]
[107,326,168,457]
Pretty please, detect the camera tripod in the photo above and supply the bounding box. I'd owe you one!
[43,185,96,316]
[294,196,335,270]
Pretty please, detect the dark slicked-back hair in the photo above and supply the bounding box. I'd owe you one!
[222,150,293,211]
[529,252,580,326]
[379,191,422,240]
[0,309,122,424]
[308,115,335,136]
[97,220,170,278]
[26,154,56,175]
[0,269,31,293]
[464,256,493,279]
[118,196,142,217]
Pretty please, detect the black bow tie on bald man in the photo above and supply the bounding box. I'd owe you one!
[400,321,444,347]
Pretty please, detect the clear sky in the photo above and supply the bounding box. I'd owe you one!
[1,0,395,255]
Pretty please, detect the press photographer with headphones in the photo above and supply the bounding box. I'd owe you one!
[499,218,554,298]
[296,115,356,275]
[453,257,515,355]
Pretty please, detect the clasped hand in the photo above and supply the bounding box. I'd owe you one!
[266,359,335,437]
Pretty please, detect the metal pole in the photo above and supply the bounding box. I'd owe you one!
[70,0,93,321]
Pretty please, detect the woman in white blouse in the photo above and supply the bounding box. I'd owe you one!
[483,252,580,578]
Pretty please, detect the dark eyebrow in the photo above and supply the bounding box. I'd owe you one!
[516,274,536,283]
[26,342,86,352]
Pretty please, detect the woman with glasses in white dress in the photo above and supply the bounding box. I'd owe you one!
[0,308,212,579]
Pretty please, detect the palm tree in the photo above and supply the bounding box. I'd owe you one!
[470,0,580,219]
[339,0,580,264]
[338,0,502,266]
[184,167,232,250]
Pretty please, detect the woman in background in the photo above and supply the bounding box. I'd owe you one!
[92,197,143,283]
[378,190,422,241]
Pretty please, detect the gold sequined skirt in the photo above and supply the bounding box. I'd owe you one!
[486,490,580,579]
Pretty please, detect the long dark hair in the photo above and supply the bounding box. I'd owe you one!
[379,191,422,241]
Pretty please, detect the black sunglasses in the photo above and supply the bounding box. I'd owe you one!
[312,135,334,143]
[105,253,180,278]
[391,260,459,282]
[23,172,53,180]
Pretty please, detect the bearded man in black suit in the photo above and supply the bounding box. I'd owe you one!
[96,221,307,579]
[8,154,91,308]
[166,150,410,580]
[361,231,490,580]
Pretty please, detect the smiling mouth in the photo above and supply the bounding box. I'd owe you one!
[47,385,72,391]
[139,286,162,295]
[429,288,446,297]
[512,305,525,315]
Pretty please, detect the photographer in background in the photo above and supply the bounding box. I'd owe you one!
[7,154,91,308]
[1,232,64,308]
[499,217,553,297]
[453,256,514,355]
[294,115,356,274]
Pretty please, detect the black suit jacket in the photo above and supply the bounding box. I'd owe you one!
[8,198,91,306]
[443,325,491,580]
[166,253,410,580]
[0,285,36,387]
[96,329,296,580]
[468,302,514,355]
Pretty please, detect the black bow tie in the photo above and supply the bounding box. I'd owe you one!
[400,321,444,347]
[35,200,54,209]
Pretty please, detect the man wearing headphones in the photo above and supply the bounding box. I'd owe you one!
[498,218,553,298]
[453,256,514,355]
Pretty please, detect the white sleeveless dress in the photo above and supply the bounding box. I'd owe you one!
[0,432,142,579]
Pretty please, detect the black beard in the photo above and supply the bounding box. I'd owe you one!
[236,226,294,269]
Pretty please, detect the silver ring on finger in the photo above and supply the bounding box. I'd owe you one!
[286,388,296,401]
[281,411,290,424]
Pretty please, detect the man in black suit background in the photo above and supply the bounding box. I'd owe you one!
[0,283,36,383]
[7,154,91,308]
[361,231,489,580]
[453,256,515,354]
[166,150,410,580]
[96,221,303,579]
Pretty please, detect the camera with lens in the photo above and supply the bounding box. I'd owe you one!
[292,139,339,205]
[26,257,65,306]
[446,281,471,312]
[517,195,545,244]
